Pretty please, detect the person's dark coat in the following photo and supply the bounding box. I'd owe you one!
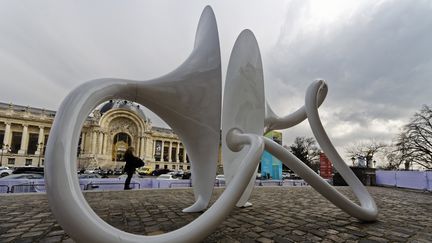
[124,153,144,174]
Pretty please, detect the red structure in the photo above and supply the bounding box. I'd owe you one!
[319,153,333,179]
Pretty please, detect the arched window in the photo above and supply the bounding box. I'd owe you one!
[112,132,132,161]
[114,132,131,146]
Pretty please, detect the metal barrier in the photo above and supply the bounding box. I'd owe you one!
[258,180,283,186]
[11,183,46,193]
[0,185,9,193]
[169,181,193,188]
[376,170,432,191]
[0,178,320,194]
[85,182,140,191]
[9,183,86,193]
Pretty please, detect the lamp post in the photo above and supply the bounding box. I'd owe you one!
[37,142,44,167]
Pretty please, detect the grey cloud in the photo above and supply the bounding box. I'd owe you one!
[267,0,432,148]
[1,0,430,151]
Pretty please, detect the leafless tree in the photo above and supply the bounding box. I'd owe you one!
[380,144,405,170]
[288,137,321,172]
[345,140,387,168]
[395,105,432,170]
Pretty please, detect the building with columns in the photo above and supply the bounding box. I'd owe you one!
[0,100,217,172]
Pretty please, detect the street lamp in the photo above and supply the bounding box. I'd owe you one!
[38,142,44,167]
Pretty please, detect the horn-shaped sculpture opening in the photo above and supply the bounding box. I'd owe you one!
[44,4,379,243]
[222,29,265,208]
[44,6,235,242]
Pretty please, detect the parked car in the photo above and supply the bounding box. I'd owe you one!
[0,166,13,177]
[282,172,291,179]
[137,166,151,175]
[181,171,192,179]
[156,174,179,180]
[113,168,123,175]
[118,173,141,180]
[96,169,109,178]
[0,173,44,180]
[78,173,102,179]
[84,168,98,174]
[13,166,44,175]
[151,169,173,176]
[215,174,225,182]
[173,170,184,177]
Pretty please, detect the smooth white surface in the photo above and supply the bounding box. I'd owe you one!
[304,80,378,220]
[264,83,327,133]
[45,6,378,242]
[261,80,377,221]
[44,6,253,242]
[133,6,222,212]
[221,29,265,207]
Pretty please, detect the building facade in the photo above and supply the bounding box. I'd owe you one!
[0,100,201,172]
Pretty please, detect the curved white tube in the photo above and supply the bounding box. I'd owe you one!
[263,137,378,221]
[262,80,377,221]
[46,6,222,218]
[264,80,327,133]
[47,89,264,243]
[304,80,378,221]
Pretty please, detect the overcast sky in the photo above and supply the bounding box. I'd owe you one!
[1,0,432,164]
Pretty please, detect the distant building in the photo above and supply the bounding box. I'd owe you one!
[260,131,283,180]
[0,100,209,172]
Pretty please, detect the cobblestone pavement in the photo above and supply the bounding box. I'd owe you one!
[0,186,431,243]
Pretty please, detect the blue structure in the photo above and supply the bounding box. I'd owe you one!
[261,150,282,180]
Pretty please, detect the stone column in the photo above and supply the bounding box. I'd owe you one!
[176,143,180,162]
[135,138,140,157]
[102,133,108,154]
[98,132,104,154]
[2,122,11,152]
[160,140,165,161]
[168,141,173,162]
[152,139,156,160]
[89,132,93,153]
[35,126,45,155]
[81,132,86,154]
[183,148,187,163]
[91,131,97,154]
[18,124,29,155]
[140,137,145,159]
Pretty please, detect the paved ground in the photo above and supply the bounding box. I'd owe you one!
[0,186,431,243]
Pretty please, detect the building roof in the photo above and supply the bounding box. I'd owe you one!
[151,126,174,134]
[1,101,175,135]
[0,102,56,118]
[99,100,147,121]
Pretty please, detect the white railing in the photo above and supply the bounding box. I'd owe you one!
[0,177,320,193]
[376,170,432,191]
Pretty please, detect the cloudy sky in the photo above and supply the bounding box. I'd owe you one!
[1,0,432,164]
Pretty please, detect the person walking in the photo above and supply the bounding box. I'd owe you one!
[123,147,144,190]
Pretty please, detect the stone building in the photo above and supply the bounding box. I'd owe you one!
[0,100,199,172]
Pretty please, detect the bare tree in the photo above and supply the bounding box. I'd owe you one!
[288,137,320,172]
[345,140,387,168]
[380,144,405,170]
[395,105,432,170]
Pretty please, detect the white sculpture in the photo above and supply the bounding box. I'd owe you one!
[45,6,378,243]
[222,29,265,208]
